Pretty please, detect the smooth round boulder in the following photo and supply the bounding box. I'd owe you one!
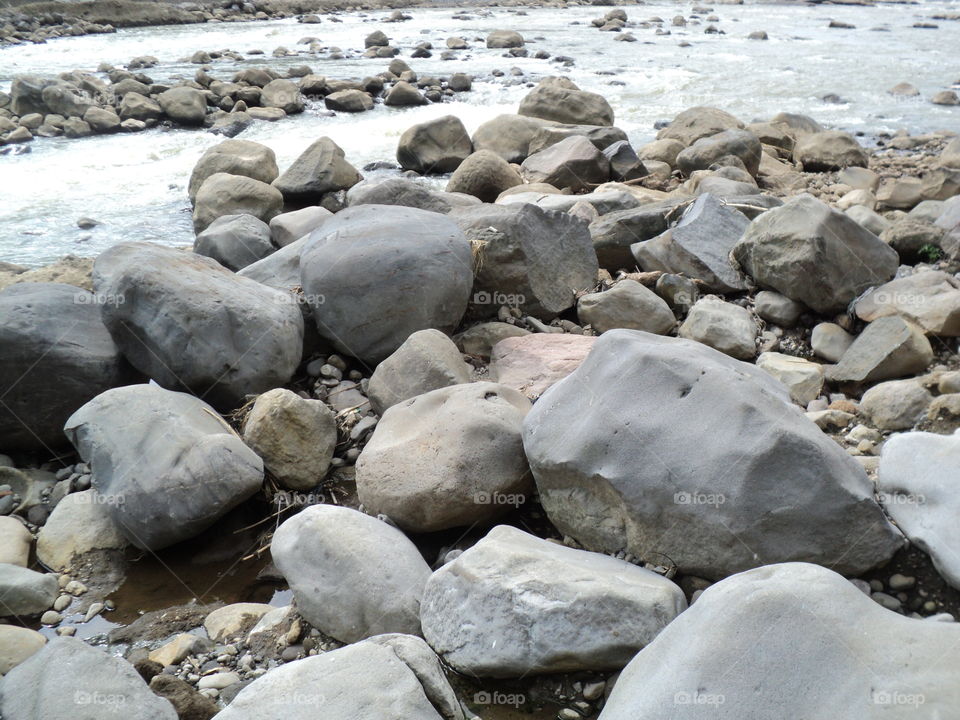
[356,382,532,532]
[192,172,284,233]
[299,205,473,364]
[0,637,178,720]
[271,505,432,643]
[187,139,279,203]
[445,149,522,202]
[486,29,524,48]
[518,78,614,126]
[158,86,207,126]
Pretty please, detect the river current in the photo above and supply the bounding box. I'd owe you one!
[1,1,958,265]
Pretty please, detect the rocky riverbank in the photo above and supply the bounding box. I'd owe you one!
[2,2,960,716]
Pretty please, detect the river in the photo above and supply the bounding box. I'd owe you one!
[0,1,958,265]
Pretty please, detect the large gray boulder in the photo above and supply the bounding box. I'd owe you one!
[397,115,473,174]
[192,172,284,233]
[453,203,598,319]
[366,329,472,415]
[188,139,279,204]
[656,106,744,146]
[299,205,473,364]
[271,506,432,642]
[214,635,462,720]
[271,137,361,202]
[0,637,178,720]
[9,75,55,116]
[64,384,264,550]
[676,129,762,177]
[421,525,686,678]
[522,330,903,579]
[471,113,555,164]
[598,563,960,720]
[878,429,960,589]
[518,79,614,126]
[486,29,524,48]
[520,135,610,192]
[260,78,303,114]
[0,283,135,455]
[794,130,869,171]
[40,81,93,118]
[632,193,748,292]
[356,383,532,533]
[158,86,206,126]
[732,194,899,314]
[193,213,275,271]
[94,242,303,408]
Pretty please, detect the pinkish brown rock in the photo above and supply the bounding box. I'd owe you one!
[490,334,596,399]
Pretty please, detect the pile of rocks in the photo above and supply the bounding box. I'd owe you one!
[3,68,960,720]
[0,54,475,146]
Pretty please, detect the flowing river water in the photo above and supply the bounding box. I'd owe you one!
[1,1,958,266]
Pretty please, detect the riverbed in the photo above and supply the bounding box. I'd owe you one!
[0,2,957,265]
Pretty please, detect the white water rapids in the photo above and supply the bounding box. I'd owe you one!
[0,1,958,265]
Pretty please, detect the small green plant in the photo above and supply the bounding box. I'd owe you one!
[918,244,944,263]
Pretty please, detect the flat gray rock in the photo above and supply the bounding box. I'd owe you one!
[522,330,903,579]
[598,563,960,719]
[421,525,686,677]
[64,384,264,551]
